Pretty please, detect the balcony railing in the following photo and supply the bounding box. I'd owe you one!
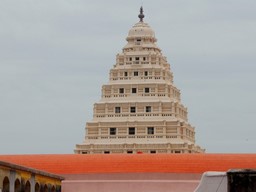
[86,134,175,140]
[110,75,165,81]
[95,112,174,118]
[78,140,197,150]
[104,93,171,98]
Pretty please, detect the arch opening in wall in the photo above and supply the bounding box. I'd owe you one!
[51,185,56,192]
[56,185,61,192]
[43,184,48,192]
[3,176,10,192]
[14,179,21,192]
[25,180,31,192]
[35,182,40,192]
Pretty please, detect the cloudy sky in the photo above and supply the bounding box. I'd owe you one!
[0,0,256,154]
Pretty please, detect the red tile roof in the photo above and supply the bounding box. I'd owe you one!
[0,154,255,175]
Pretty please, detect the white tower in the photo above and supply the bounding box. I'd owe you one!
[75,7,204,154]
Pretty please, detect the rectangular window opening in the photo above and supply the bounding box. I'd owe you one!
[146,106,151,112]
[147,127,154,135]
[130,107,136,113]
[129,127,135,135]
[119,88,124,94]
[115,107,121,113]
[145,87,150,93]
[132,88,137,93]
[110,128,116,135]
[134,71,139,76]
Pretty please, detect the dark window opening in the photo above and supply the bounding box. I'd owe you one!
[144,71,148,76]
[145,87,150,93]
[110,128,116,135]
[119,88,124,94]
[130,107,136,113]
[143,57,146,61]
[147,127,154,134]
[132,88,137,93]
[129,127,135,135]
[104,151,110,154]
[146,106,151,112]
[127,150,133,154]
[129,57,132,61]
[115,107,121,113]
[150,150,156,154]
[124,72,128,76]
[135,57,140,61]
[134,71,138,76]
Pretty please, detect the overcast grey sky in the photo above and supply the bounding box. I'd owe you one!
[0,1,256,154]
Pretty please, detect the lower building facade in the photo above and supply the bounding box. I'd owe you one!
[0,161,63,192]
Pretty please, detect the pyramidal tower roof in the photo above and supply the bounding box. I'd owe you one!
[75,7,205,154]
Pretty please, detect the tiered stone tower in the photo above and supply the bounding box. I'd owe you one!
[75,7,204,154]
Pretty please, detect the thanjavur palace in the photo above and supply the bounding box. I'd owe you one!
[75,7,205,154]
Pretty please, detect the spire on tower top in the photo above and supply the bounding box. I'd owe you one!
[138,6,145,22]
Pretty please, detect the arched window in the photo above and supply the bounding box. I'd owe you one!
[14,179,21,192]
[25,181,31,192]
[3,176,10,192]
[43,184,48,192]
[51,185,56,192]
[35,183,40,192]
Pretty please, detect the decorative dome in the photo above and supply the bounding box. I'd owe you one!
[126,7,156,41]
[127,22,156,39]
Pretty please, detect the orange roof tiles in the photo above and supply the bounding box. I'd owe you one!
[0,154,256,175]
